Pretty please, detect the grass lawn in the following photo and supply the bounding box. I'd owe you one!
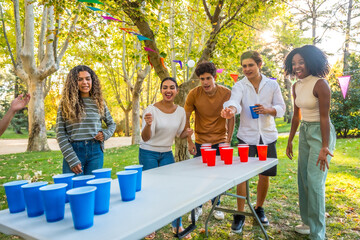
[0,136,359,239]
[0,128,56,139]
[275,118,291,133]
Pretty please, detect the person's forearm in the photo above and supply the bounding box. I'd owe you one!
[0,109,16,136]
[141,125,152,142]
[320,117,330,148]
[267,108,277,117]
[288,116,300,143]
[226,117,235,143]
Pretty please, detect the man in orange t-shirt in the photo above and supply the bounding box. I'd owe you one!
[184,61,235,222]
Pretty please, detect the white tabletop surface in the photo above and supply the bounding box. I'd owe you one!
[0,156,278,240]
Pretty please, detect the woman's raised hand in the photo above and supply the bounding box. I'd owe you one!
[144,113,153,126]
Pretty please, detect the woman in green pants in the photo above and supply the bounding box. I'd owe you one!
[284,45,336,240]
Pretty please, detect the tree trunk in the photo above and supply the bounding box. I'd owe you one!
[27,78,50,151]
[343,0,352,73]
[131,94,141,145]
[123,109,130,136]
[284,77,293,123]
[131,66,151,144]
[312,0,316,45]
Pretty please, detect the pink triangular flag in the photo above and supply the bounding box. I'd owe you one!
[144,47,157,53]
[338,75,351,99]
[101,16,121,21]
[216,69,224,73]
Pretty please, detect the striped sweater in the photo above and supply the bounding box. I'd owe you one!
[56,97,116,168]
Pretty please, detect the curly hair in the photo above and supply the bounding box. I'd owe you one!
[59,65,104,123]
[195,61,217,77]
[284,45,330,78]
[241,50,263,65]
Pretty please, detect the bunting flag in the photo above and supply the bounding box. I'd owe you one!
[101,16,122,21]
[216,69,224,73]
[269,77,277,81]
[78,0,104,4]
[87,6,112,16]
[338,75,351,99]
[230,74,239,82]
[137,35,152,41]
[144,47,157,53]
[173,60,182,69]
[147,55,153,68]
[119,28,136,34]
[87,6,102,11]
[130,32,142,36]
[160,57,167,69]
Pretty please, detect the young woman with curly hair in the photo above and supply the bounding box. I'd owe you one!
[284,45,336,239]
[56,65,116,175]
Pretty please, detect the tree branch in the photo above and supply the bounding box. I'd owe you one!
[202,0,212,20]
[21,0,36,77]
[38,6,48,65]
[0,4,16,67]
[57,4,81,64]
[217,0,245,34]
[13,0,22,66]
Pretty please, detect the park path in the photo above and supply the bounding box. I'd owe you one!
[0,133,292,155]
[0,137,132,155]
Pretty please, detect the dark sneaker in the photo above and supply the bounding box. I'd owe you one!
[231,214,245,233]
[255,206,269,226]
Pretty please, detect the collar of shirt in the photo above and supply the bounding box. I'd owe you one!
[242,74,271,92]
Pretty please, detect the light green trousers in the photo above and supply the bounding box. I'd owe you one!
[298,121,336,240]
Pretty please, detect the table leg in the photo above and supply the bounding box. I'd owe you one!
[204,195,221,237]
[173,209,197,239]
[204,180,269,240]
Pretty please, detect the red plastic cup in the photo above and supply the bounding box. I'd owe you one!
[257,145,268,161]
[200,146,211,163]
[238,145,249,162]
[219,143,230,161]
[222,148,233,165]
[205,149,216,167]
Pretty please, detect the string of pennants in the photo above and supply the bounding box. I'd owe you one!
[79,0,352,91]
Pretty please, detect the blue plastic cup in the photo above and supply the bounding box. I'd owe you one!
[249,106,259,119]
[124,165,143,192]
[21,181,48,217]
[86,178,111,215]
[92,168,112,179]
[52,173,75,203]
[40,183,68,222]
[3,180,29,213]
[72,175,95,188]
[116,170,137,202]
[67,186,97,230]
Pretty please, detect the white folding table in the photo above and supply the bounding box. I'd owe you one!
[0,156,278,240]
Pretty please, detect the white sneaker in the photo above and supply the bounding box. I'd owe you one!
[213,210,225,220]
[188,207,203,222]
[295,224,310,235]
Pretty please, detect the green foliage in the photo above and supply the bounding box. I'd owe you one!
[329,54,360,138]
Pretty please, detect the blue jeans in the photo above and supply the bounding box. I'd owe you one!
[63,140,104,175]
[139,148,181,228]
[139,148,175,171]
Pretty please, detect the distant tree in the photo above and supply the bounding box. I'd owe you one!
[329,53,360,137]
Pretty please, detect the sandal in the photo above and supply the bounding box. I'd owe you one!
[172,227,192,240]
[144,231,156,240]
